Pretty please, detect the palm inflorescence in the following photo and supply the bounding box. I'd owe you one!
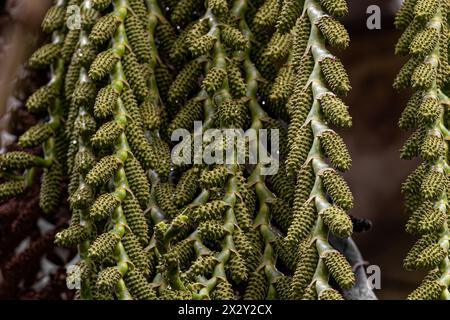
[0,0,362,300]
[394,0,450,300]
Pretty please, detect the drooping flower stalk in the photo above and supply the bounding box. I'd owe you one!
[0,0,69,213]
[257,0,358,300]
[394,0,450,300]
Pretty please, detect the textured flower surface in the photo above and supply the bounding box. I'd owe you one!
[395,0,450,300]
[0,0,372,300]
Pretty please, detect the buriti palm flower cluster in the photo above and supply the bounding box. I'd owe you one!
[0,0,361,300]
[394,0,450,300]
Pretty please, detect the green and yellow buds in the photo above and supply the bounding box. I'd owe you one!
[0,181,25,202]
[322,250,355,289]
[29,44,61,69]
[317,16,350,50]
[90,193,121,221]
[41,5,65,33]
[94,85,119,119]
[19,123,54,148]
[89,14,121,47]
[320,206,353,238]
[88,231,121,261]
[320,57,352,96]
[85,155,122,188]
[55,224,91,248]
[0,152,37,171]
[91,121,124,149]
[89,49,120,81]
[319,131,352,171]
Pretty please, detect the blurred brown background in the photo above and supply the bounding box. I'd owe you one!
[0,0,424,299]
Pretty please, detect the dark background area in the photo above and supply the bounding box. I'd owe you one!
[342,0,423,299]
[0,0,424,299]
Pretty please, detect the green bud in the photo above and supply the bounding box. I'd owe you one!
[286,201,317,248]
[319,288,344,300]
[89,14,120,47]
[92,0,111,11]
[94,85,119,119]
[414,0,439,22]
[229,251,248,284]
[0,151,37,171]
[191,200,230,222]
[252,0,280,30]
[243,271,268,300]
[189,34,216,57]
[40,162,63,214]
[61,29,80,62]
[124,269,157,300]
[123,194,149,246]
[420,166,446,200]
[173,167,199,207]
[29,43,61,69]
[320,206,353,238]
[286,124,313,176]
[140,99,162,130]
[168,60,203,104]
[322,250,355,289]
[199,166,230,189]
[394,0,417,30]
[26,85,58,114]
[270,198,293,234]
[91,121,124,149]
[18,123,54,148]
[88,231,121,261]
[393,58,420,90]
[202,67,227,94]
[41,5,65,33]
[407,280,445,300]
[320,0,348,18]
[122,232,150,276]
[89,49,120,82]
[74,114,97,137]
[74,149,96,174]
[415,243,447,269]
[211,280,235,300]
[317,16,349,50]
[411,63,436,90]
[291,240,318,299]
[320,57,352,96]
[399,92,421,129]
[85,155,122,188]
[420,132,445,162]
[276,0,303,33]
[96,267,122,293]
[0,180,25,202]
[55,224,91,247]
[125,14,152,64]
[125,155,150,210]
[403,233,438,270]
[321,169,354,210]
[184,255,217,281]
[198,221,227,242]
[419,96,441,124]
[410,27,439,56]
[319,130,352,172]
[221,25,249,51]
[319,94,352,128]
[70,184,94,209]
[123,50,150,102]
[90,193,121,221]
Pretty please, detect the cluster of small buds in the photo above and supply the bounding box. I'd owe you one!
[395,0,450,300]
[0,0,369,301]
